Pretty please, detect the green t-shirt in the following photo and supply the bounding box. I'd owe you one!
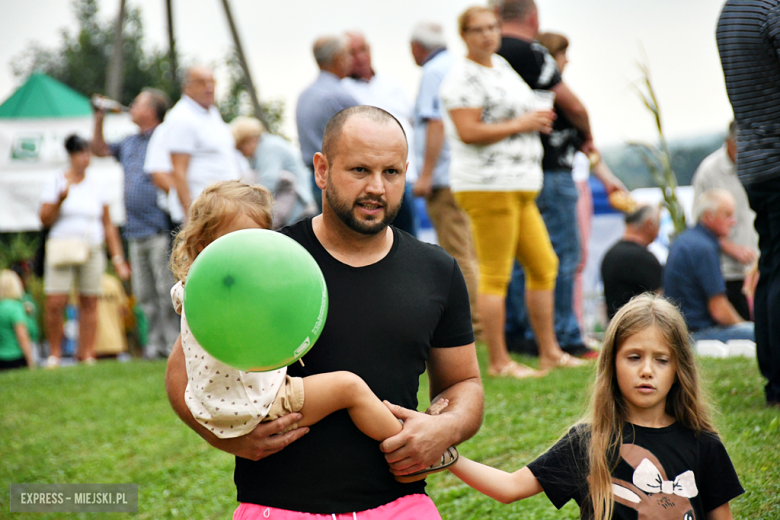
[0,299,27,361]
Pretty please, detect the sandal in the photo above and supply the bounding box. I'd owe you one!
[541,353,586,371]
[394,446,459,483]
[488,361,544,379]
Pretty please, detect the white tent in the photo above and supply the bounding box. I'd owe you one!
[0,74,136,232]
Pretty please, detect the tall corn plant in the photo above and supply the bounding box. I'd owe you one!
[628,60,687,234]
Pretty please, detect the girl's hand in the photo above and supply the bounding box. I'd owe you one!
[426,397,449,416]
[516,109,555,135]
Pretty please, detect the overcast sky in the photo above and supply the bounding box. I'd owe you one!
[0,0,732,147]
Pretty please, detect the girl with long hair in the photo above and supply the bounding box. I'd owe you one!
[170,180,456,483]
[448,293,743,519]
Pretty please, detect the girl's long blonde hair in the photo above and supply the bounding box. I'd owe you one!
[585,293,715,520]
[170,181,273,282]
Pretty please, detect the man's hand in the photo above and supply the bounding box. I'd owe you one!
[380,401,453,477]
[413,175,434,198]
[743,263,759,300]
[720,239,758,265]
[208,414,309,461]
[165,337,307,460]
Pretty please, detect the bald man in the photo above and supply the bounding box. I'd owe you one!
[166,106,483,519]
[665,189,755,342]
[164,65,240,217]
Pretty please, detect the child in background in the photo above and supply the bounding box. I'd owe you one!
[170,180,457,482]
[0,270,35,370]
[450,294,743,519]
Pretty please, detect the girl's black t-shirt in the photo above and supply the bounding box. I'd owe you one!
[234,218,474,513]
[527,422,744,520]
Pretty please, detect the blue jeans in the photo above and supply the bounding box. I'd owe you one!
[693,322,755,342]
[506,171,582,347]
[744,176,780,403]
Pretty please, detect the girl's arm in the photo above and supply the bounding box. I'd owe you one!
[13,323,35,368]
[450,456,543,504]
[707,503,733,520]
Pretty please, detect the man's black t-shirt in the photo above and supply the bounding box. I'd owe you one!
[601,240,663,319]
[234,218,474,513]
[527,423,744,519]
[497,36,582,171]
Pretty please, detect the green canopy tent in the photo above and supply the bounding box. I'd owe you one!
[0,73,93,120]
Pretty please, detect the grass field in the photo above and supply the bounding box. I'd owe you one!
[1,347,778,519]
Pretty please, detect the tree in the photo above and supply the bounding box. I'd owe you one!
[11,0,180,106]
[11,0,285,131]
[218,51,285,135]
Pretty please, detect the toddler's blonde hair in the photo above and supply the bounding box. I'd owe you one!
[170,181,273,282]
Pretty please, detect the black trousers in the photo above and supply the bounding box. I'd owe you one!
[726,279,751,322]
[744,176,780,404]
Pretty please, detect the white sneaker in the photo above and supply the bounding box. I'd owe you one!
[45,356,59,369]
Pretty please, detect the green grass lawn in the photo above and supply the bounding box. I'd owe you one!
[1,347,778,519]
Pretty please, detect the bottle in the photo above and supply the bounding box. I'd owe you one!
[91,95,127,113]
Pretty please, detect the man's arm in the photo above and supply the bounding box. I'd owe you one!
[151,172,173,194]
[719,238,758,265]
[90,110,112,157]
[591,159,627,195]
[170,153,192,216]
[381,343,483,476]
[551,82,594,151]
[413,119,445,198]
[708,294,745,325]
[165,336,309,460]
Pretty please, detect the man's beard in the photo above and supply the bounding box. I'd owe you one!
[325,175,402,235]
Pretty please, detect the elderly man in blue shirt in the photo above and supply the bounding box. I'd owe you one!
[665,188,755,343]
[92,88,179,359]
[296,35,358,210]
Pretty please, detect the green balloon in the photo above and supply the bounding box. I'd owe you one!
[183,229,328,372]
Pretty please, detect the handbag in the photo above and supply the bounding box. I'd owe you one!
[46,238,89,267]
[44,175,95,268]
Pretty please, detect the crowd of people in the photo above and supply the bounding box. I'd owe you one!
[1,0,776,517]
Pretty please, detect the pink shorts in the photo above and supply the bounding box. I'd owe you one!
[233,494,441,520]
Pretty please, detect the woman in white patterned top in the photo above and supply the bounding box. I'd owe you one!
[440,6,584,379]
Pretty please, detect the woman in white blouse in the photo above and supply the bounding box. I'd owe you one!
[441,6,582,378]
[39,135,129,367]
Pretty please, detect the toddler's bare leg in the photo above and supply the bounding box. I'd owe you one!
[298,372,403,441]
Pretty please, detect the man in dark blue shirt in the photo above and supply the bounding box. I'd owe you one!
[665,189,754,342]
[92,88,179,359]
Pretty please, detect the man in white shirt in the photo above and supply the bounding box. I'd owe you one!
[164,66,239,217]
[342,31,419,236]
